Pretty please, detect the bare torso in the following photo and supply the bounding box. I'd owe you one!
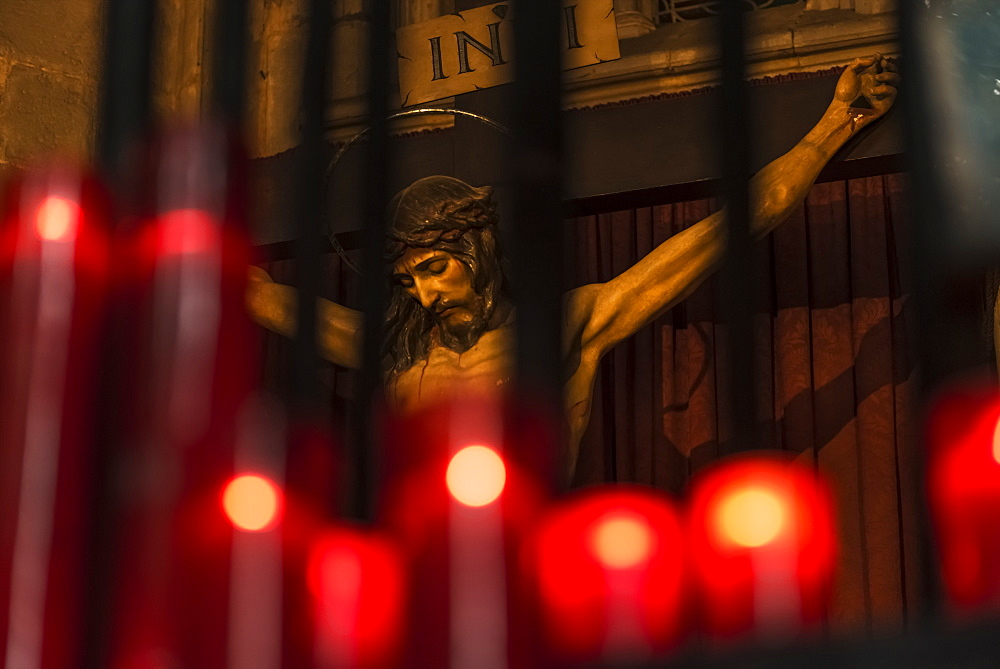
[386,312,602,454]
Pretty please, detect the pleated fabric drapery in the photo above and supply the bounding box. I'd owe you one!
[570,174,924,631]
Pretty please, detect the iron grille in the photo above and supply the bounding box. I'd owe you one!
[656,0,802,23]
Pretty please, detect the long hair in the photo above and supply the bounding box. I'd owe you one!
[382,176,510,378]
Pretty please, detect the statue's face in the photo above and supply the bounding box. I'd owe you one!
[392,246,488,351]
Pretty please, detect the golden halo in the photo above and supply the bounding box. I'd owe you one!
[325,108,511,275]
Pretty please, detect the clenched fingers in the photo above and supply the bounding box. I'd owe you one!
[851,55,878,72]
[870,84,896,99]
[876,72,901,86]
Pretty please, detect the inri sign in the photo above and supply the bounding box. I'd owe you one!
[396,1,621,107]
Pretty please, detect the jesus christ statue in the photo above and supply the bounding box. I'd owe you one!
[247,55,898,477]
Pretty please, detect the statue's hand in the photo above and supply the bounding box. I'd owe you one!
[246,265,274,316]
[830,54,899,132]
[248,265,274,287]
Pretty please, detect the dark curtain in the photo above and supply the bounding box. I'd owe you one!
[569,174,924,632]
[260,173,929,632]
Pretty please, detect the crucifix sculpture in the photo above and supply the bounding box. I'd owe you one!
[247,55,899,478]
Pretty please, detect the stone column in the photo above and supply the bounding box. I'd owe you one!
[248,0,374,156]
[328,0,369,129]
[247,0,308,157]
[331,0,369,99]
[615,0,656,39]
[0,0,103,172]
[397,0,454,27]
[806,0,895,15]
[153,0,210,122]
[805,0,852,9]
[854,0,895,13]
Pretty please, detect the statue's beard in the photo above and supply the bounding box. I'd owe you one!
[434,294,490,353]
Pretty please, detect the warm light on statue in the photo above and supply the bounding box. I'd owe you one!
[246,55,899,484]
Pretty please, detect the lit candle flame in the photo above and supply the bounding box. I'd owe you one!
[34,196,80,242]
[446,445,506,507]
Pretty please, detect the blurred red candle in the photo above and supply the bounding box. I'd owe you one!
[0,163,111,668]
[522,486,688,664]
[307,527,407,669]
[381,396,547,669]
[687,454,836,641]
[926,383,1000,612]
[111,122,260,668]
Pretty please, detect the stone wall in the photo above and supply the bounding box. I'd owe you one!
[247,0,456,157]
[0,0,104,181]
[0,0,898,171]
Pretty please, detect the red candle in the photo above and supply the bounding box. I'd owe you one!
[111,122,260,668]
[0,163,111,668]
[926,382,1000,613]
[687,454,836,641]
[522,486,688,664]
[307,527,407,669]
[380,396,547,669]
[223,469,286,669]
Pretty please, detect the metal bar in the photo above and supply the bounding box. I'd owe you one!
[212,0,249,124]
[716,2,757,455]
[84,2,156,666]
[353,0,393,521]
[97,0,156,187]
[511,0,565,476]
[286,0,339,552]
[896,0,944,617]
[291,0,333,416]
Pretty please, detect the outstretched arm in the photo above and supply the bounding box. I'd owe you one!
[246,266,363,369]
[569,55,899,357]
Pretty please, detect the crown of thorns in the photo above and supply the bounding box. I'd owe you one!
[384,178,497,261]
[325,109,509,275]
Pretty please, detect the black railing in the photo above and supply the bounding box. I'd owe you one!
[61,0,1000,665]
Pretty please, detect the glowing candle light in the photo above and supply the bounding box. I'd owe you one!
[155,208,222,256]
[34,195,81,242]
[524,487,688,664]
[0,163,111,669]
[588,511,655,570]
[307,528,407,669]
[715,487,785,549]
[991,413,1000,466]
[381,397,547,668]
[446,445,507,507]
[688,455,836,642]
[926,383,1000,613]
[110,123,260,668]
[222,474,283,532]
